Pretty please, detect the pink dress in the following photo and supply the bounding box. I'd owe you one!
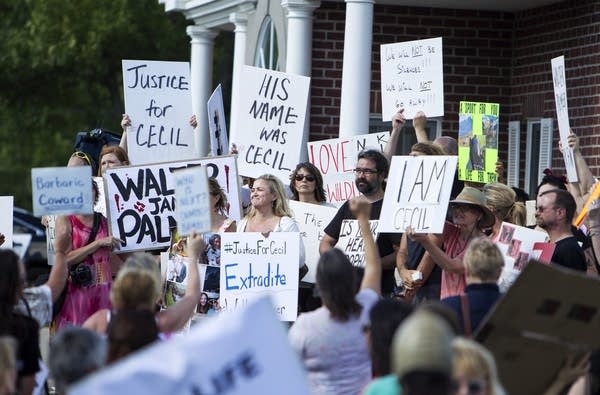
[53,215,112,330]
[440,222,470,299]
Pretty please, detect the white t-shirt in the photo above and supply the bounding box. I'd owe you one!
[288,288,379,395]
[16,285,53,327]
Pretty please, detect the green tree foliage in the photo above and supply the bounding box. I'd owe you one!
[0,0,192,209]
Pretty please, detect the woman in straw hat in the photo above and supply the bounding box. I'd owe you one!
[407,187,495,299]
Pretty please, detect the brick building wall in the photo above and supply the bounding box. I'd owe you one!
[310,0,600,190]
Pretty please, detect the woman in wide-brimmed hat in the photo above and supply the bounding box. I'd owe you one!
[406,187,495,299]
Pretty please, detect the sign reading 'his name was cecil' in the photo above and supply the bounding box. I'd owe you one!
[335,220,379,268]
[122,60,195,165]
[289,200,338,283]
[380,37,444,120]
[69,297,310,395]
[31,167,93,217]
[220,232,300,321]
[308,132,389,206]
[173,167,211,236]
[233,66,310,182]
[379,156,457,233]
[104,156,241,252]
[551,56,577,182]
[207,84,229,157]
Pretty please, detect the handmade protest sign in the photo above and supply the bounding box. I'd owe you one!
[31,167,93,216]
[307,132,389,206]
[173,167,211,236]
[335,220,379,267]
[122,60,195,165]
[379,156,457,233]
[289,200,338,283]
[380,37,444,120]
[551,56,577,182]
[70,297,310,395]
[220,232,300,321]
[0,196,13,249]
[494,222,549,291]
[233,65,310,182]
[207,84,229,157]
[104,156,241,252]
[457,101,499,184]
[93,177,106,217]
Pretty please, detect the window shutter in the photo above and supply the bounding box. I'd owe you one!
[538,118,553,185]
[507,121,520,187]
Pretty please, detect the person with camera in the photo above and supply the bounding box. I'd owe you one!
[52,180,122,331]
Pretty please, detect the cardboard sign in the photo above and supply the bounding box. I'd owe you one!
[335,220,379,267]
[476,262,600,395]
[233,66,310,183]
[457,101,499,184]
[174,167,211,236]
[207,84,229,157]
[495,222,549,291]
[289,200,338,283]
[379,156,457,233]
[307,132,389,206]
[104,156,241,252]
[220,232,300,321]
[380,37,444,120]
[0,196,13,249]
[69,297,310,395]
[551,56,577,182]
[31,167,93,216]
[122,60,195,165]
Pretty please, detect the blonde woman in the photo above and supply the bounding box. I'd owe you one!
[483,183,526,240]
[452,337,506,395]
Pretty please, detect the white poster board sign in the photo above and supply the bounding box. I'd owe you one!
[46,215,56,266]
[104,156,241,252]
[174,167,211,236]
[289,200,338,283]
[122,60,195,165]
[0,196,14,249]
[233,66,310,183]
[207,84,229,156]
[307,132,389,206]
[335,220,379,267]
[495,222,549,291]
[379,156,457,233]
[551,55,577,182]
[380,37,444,120]
[69,297,310,395]
[31,167,93,216]
[220,232,299,321]
[93,177,106,217]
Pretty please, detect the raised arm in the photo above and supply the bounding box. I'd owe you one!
[119,114,130,152]
[568,131,596,201]
[412,111,429,143]
[383,109,406,163]
[157,232,203,333]
[350,197,382,295]
[45,251,69,302]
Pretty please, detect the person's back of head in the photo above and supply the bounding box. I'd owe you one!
[107,309,159,364]
[433,136,458,155]
[111,267,160,312]
[452,337,506,395]
[0,336,17,395]
[392,311,455,395]
[0,250,21,313]
[411,142,446,156]
[317,248,361,322]
[367,299,414,376]
[464,237,504,283]
[49,327,106,393]
[483,182,526,226]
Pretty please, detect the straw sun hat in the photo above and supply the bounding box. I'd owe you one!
[449,187,495,229]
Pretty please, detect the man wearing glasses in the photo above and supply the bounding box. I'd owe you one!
[319,149,400,296]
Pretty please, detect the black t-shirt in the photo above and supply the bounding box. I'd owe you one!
[0,312,41,377]
[324,199,401,294]
[551,236,587,272]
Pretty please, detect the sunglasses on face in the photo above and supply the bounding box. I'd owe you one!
[295,174,316,182]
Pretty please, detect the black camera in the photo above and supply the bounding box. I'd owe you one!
[70,264,93,287]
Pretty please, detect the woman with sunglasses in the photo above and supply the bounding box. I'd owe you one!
[289,162,334,207]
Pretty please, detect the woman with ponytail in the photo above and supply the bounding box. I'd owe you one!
[483,183,527,240]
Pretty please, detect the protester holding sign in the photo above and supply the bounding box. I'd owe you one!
[52,180,123,330]
[238,174,305,268]
[407,187,495,299]
[289,197,381,394]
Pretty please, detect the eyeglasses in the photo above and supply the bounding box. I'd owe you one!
[451,378,486,395]
[294,174,316,182]
[353,168,378,176]
[71,151,92,166]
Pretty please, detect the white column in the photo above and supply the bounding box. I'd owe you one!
[229,12,249,146]
[282,0,320,162]
[338,0,373,138]
[187,25,218,157]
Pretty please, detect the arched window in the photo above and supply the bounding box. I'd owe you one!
[254,15,280,71]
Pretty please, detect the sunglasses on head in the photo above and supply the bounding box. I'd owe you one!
[295,174,316,182]
[71,151,92,166]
